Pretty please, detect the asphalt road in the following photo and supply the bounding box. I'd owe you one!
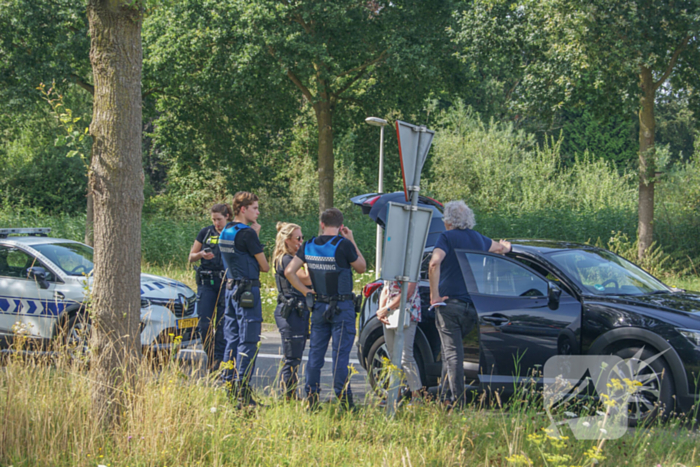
[248,328,374,403]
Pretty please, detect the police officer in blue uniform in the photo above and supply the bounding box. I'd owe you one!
[272,222,312,400]
[188,204,231,371]
[285,208,366,409]
[219,191,269,406]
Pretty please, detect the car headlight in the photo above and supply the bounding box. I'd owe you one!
[141,298,151,309]
[677,328,700,346]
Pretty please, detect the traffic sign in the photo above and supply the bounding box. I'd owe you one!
[381,202,434,282]
[396,120,435,201]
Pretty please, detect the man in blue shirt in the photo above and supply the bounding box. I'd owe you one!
[429,200,511,407]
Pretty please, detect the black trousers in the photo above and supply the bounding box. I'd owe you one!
[435,300,477,404]
[273,302,309,397]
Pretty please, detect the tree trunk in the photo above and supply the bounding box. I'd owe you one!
[87,0,144,427]
[315,101,334,212]
[637,66,656,260]
[85,189,94,246]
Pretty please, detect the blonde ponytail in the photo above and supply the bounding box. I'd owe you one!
[273,222,302,269]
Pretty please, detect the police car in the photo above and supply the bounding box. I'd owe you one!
[0,228,199,353]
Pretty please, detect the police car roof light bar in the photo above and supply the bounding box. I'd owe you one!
[0,228,52,238]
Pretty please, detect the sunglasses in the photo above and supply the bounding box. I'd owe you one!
[295,236,304,241]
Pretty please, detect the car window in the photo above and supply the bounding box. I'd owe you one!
[0,246,57,281]
[0,246,36,278]
[513,256,575,296]
[463,253,547,297]
[31,242,94,276]
[547,249,668,295]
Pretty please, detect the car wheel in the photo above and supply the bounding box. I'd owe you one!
[609,346,676,426]
[60,313,91,359]
[366,335,391,397]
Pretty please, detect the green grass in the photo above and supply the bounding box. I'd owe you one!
[1,354,699,466]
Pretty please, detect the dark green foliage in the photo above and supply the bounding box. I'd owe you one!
[0,108,88,214]
[558,108,638,168]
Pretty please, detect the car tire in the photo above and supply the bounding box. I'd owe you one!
[60,313,91,358]
[366,332,427,397]
[366,334,390,397]
[610,346,676,427]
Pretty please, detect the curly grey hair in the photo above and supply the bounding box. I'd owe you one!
[443,200,476,230]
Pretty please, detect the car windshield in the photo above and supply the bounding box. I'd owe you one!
[32,242,94,276]
[547,249,669,296]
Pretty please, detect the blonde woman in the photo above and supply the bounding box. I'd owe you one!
[272,222,312,399]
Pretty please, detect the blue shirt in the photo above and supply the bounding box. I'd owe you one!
[434,228,492,303]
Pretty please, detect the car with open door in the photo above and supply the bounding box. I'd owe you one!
[354,193,700,424]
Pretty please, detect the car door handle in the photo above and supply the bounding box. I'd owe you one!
[482,314,509,325]
[54,291,65,300]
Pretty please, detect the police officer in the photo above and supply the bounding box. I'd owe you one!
[285,208,366,409]
[219,191,269,406]
[272,222,311,400]
[188,203,231,371]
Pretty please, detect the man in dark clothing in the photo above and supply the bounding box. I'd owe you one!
[429,200,511,407]
[285,208,366,409]
[219,191,270,406]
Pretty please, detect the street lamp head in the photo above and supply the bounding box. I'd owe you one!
[365,116,388,127]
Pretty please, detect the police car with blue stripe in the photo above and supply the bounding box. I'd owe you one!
[0,228,199,353]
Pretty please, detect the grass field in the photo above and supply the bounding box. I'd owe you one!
[1,352,699,466]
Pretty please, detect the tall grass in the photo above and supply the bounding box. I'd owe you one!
[2,351,699,466]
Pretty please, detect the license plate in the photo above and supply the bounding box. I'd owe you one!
[177,318,198,330]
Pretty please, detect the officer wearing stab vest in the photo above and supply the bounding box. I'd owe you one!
[188,203,232,371]
[285,208,366,409]
[219,191,269,407]
[272,222,312,400]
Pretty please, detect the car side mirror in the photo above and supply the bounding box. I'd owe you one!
[27,266,50,289]
[547,281,562,310]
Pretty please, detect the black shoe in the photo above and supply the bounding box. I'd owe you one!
[339,394,356,412]
[238,384,264,409]
[305,393,320,412]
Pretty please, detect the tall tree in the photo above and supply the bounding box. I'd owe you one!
[86,0,144,426]
[231,0,454,211]
[455,0,700,258]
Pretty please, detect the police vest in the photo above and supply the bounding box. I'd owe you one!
[219,222,260,280]
[275,254,303,299]
[200,226,224,271]
[304,236,353,297]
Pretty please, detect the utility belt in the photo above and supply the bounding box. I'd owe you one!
[277,294,308,320]
[308,293,362,323]
[195,268,226,285]
[226,278,261,308]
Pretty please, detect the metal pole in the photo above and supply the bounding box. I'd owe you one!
[375,125,385,280]
[386,128,423,416]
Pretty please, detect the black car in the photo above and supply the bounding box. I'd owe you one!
[353,192,700,421]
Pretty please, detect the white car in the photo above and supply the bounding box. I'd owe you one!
[0,228,199,353]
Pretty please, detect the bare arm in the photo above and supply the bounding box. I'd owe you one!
[189,240,214,263]
[285,256,313,295]
[488,239,512,255]
[340,226,367,273]
[255,252,270,273]
[297,265,312,286]
[429,248,448,305]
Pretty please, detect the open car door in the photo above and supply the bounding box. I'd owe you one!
[454,249,582,391]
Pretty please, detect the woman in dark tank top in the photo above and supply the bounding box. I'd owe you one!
[272,222,312,399]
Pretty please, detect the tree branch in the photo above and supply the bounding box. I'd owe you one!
[287,69,315,102]
[71,73,94,95]
[331,51,387,100]
[142,87,162,98]
[654,34,692,91]
[267,45,315,102]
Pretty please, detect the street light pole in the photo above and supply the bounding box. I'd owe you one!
[366,117,388,280]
